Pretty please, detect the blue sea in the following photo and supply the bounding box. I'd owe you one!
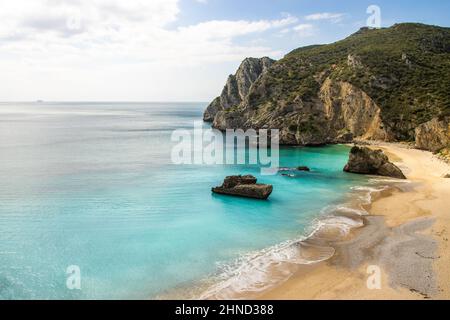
[0,102,373,300]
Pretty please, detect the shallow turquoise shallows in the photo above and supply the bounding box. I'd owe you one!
[0,102,367,299]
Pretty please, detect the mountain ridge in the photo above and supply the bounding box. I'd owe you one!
[204,23,450,154]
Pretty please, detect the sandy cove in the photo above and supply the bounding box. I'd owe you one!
[260,143,450,300]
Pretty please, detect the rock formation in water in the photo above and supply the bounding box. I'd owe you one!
[204,23,450,153]
[344,146,407,179]
[212,175,273,200]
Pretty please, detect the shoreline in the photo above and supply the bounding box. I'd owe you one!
[258,142,450,300]
[194,144,408,300]
[169,142,450,301]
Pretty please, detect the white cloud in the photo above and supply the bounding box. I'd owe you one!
[0,1,298,65]
[0,0,300,100]
[292,23,314,37]
[177,16,298,40]
[282,24,315,37]
[305,12,344,23]
[0,0,180,37]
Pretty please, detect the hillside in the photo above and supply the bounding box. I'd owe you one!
[204,23,450,154]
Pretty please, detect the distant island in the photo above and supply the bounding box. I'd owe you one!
[204,23,449,160]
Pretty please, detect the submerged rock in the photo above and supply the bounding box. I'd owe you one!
[212,175,273,200]
[344,146,407,179]
[279,166,310,172]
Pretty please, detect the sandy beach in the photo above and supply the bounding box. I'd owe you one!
[260,143,450,300]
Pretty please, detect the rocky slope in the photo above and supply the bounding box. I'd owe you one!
[415,117,450,153]
[204,23,450,152]
[203,57,275,122]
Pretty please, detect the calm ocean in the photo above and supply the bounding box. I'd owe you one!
[0,102,369,299]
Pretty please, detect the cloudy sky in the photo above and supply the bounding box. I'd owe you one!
[0,0,448,101]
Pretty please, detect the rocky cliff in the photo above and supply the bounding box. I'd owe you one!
[203,57,275,121]
[212,78,390,145]
[415,117,450,153]
[205,23,450,152]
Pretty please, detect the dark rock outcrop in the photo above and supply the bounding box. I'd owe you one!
[344,146,407,179]
[222,175,257,188]
[203,57,275,122]
[212,175,273,200]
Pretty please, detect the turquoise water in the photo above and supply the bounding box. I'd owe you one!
[0,102,367,299]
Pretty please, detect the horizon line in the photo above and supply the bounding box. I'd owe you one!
[0,100,210,104]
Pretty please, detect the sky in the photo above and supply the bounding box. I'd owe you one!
[0,0,449,102]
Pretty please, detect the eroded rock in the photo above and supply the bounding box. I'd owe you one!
[344,146,407,179]
[212,175,273,200]
[415,117,450,153]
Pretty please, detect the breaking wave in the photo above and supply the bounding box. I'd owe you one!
[197,178,410,300]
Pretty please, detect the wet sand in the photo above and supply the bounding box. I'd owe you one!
[260,143,450,300]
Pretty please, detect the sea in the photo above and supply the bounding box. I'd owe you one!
[0,102,389,299]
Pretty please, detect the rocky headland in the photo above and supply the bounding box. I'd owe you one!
[204,23,450,155]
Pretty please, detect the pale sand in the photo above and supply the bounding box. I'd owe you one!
[260,143,450,300]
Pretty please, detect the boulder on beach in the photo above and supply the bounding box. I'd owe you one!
[344,146,407,179]
[212,175,273,200]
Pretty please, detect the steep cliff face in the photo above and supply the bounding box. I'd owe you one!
[212,78,390,145]
[415,117,450,153]
[203,57,274,121]
[205,23,450,150]
[320,79,389,141]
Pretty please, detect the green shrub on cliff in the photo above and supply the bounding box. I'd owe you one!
[251,23,450,140]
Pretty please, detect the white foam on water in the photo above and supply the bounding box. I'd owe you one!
[198,180,392,300]
[368,178,413,186]
[198,206,366,300]
[351,185,389,204]
[320,204,367,216]
[309,215,364,239]
[351,185,388,193]
[198,238,335,300]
